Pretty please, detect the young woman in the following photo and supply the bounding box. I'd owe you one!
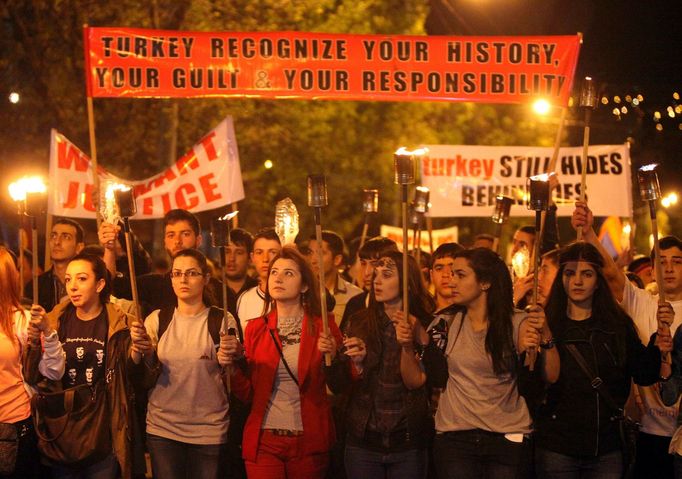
[432,248,557,479]
[534,242,671,478]
[338,250,436,479]
[222,246,345,479]
[23,252,139,479]
[130,248,235,479]
[0,246,63,478]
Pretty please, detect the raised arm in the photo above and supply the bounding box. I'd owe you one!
[572,201,626,301]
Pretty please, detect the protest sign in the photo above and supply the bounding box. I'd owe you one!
[420,144,632,218]
[48,117,244,219]
[84,28,580,105]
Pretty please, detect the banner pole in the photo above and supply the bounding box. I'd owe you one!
[83,25,101,227]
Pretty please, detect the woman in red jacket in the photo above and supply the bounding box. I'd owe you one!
[221,246,345,479]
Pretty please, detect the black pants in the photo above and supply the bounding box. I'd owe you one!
[634,432,673,479]
[1,417,48,479]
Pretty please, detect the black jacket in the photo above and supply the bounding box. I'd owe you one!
[535,314,661,457]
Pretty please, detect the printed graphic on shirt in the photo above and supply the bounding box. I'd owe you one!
[60,309,108,388]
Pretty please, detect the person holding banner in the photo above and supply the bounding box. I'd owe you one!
[431,248,554,478]
[573,201,682,478]
[221,246,345,479]
[338,250,435,479]
[0,246,63,478]
[128,248,235,479]
[23,253,141,479]
[534,241,671,478]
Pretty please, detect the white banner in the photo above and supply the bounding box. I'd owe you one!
[380,225,458,252]
[48,117,245,219]
[420,144,632,218]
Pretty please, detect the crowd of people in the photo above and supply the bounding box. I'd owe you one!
[1,200,682,479]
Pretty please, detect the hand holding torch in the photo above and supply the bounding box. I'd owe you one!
[395,148,424,318]
[359,189,379,251]
[578,77,597,240]
[308,174,332,366]
[491,195,513,253]
[637,164,671,362]
[525,173,553,370]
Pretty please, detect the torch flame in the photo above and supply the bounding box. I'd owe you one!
[395,146,428,156]
[639,163,659,172]
[511,247,531,278]
[8,176,47,202]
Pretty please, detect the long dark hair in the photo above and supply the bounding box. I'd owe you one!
[363,250,435,346]
[262,246,322,318]
[545,242,632,364]
[172,249,216,307]
[69,253,111,304]
[454,248,516,376]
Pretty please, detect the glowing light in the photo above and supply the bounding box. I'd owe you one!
[656,124,664,131]
[632,98,640,106]
[639,163,659,172]
[661,192,678,208]
[532,98,551,115]
[511,247,530,278]
[622,223,632,236]
[264,160,273,169]
[8,176,47,202]
[674,92,680,100]
[101,182,129,224]
[654,111,662,120]
[601,96,609,105]
[668,107,675,118]
[625,95,632,103]
[614,96,622,104]
[395,147,428,156]
[621,106,628,114]
[636,94,644,102]
[612,108,621,116]
[8,92,20,104]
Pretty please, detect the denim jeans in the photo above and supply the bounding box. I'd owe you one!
[535,447,623,479]
[344,444,427,479]
[432,429,528,479]
[52,453,119,479]
[147,433,227,479]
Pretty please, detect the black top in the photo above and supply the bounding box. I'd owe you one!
[24,268,65,312]
[535,313,661,457]
[58,307,108,389]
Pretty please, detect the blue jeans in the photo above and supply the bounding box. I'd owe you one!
[535,447,623,479]
[344,444,427,479]
[432,429,528,479]
[147,433,227,479]
[52,453,119,479]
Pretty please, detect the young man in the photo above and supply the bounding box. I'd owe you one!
[308,230,362,325]
[430,242,464,312]
[223,228,258,318]
[235,227,281,333]
[26,218,84,311]
[573,201,680,478]
[511,225,536,258]
[340,236,398,332]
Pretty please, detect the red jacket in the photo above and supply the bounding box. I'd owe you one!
[232,308,343,462]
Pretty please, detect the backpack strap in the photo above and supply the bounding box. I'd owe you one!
[207,306,225,348]
[157,307,174,342]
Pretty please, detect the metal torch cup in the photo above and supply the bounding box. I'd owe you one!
[525,174,552,370]
[492,195,513,253]
[307,174,332,366]
[359,189,379,251]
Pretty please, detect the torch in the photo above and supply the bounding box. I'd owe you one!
[577,76,597,241]
[211,210,240,387]
[491,195,513,254]
[525,173,552,370]
[113,186,143,323]
[413,186,430,264]
[274,198,299,246]
[8,179,30,299]
[394,147,425,317]
[17,178,47,305]
[307,174,332,366]
[638,164,671,362]
[359,189,379,251]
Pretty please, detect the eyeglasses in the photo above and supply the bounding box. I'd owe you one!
[170,270,206,279]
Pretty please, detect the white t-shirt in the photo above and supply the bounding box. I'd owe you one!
[236,286,269,334]
[145,307,234,445]
[621,280,682,436]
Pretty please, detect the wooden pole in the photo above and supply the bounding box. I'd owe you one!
[122,218,142,323]
[86,96,102,227]
[314,213,332,366]
[18,217,24,299]
[401,185,410,316]
[31,217,39,304]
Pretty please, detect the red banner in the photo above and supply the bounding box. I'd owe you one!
[84,27,581,105]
